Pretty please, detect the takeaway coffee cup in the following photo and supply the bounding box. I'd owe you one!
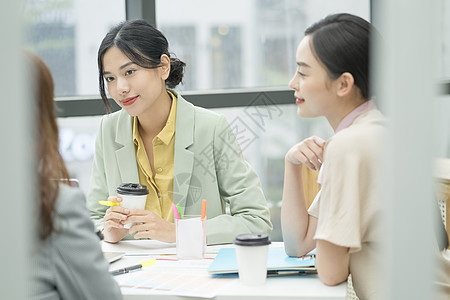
[116,183,149,229]
[234,233,271,285]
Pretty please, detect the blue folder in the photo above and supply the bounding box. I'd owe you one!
[208,247,316,275]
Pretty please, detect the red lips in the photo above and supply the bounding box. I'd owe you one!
[295,98,305,105]
[122,96,138,106]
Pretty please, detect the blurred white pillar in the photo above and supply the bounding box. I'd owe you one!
[373,0,439,299]
[0,1,33,299]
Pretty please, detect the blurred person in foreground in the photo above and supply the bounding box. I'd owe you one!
[28,53,122,300]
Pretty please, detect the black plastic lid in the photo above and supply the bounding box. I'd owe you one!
[234,233,271,246]
[116,183,149,196]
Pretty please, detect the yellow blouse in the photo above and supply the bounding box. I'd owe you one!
[132,92,176,222]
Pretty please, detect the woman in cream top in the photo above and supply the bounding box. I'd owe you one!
[281,13,385,299]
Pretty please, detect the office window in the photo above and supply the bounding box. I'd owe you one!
[58,116,102,191]
[159,26,197,90]
[210,26,242,88]
[156,0,370,91]
[214,105,332,241]
[23,0,126,97]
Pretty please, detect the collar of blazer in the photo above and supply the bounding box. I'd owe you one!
[173,94,195,150]
[173,94,196,209]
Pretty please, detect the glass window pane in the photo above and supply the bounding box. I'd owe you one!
[212,104,332,241]
[156,0,370,91]
[58,116,102,191]
[23,0,126,97]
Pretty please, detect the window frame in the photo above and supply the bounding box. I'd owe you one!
[55,0,449,118]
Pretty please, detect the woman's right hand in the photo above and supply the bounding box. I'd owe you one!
[102,196,129,243]
[285,136,326,170]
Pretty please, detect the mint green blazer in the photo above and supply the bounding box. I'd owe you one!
[87,94,272,245]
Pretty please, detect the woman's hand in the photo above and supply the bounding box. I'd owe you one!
[126,210,176,243]
[285,136,326,170]
[102,196,129,243]
[282,136,325,255]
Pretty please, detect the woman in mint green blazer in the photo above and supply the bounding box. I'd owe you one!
[87,19,272,245]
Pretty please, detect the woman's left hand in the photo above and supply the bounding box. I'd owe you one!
[125,209,176,243]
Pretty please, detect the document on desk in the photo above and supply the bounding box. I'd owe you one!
[101,240,177,255]
[114,258,235,298]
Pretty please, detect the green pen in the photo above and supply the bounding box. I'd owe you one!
[176,203,182,219]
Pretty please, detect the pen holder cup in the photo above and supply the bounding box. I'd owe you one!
[176,215,206,260]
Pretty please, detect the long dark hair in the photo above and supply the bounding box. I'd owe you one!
[97,19,186,113]
[30,54,72,240]
[305,13,376,100]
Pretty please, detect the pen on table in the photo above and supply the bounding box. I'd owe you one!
[98,200,120,207]
[110,259,156,276]
[172,204,181,220]
[110,264,142,276]
[176,203,183,219]
[201,199,207,220]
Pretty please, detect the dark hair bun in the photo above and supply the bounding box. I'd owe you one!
[167,57,186,88]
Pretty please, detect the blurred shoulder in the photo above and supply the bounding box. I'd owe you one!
[55,184,87,216]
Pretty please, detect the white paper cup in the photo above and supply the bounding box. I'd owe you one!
[234,233,271,285]
[176,215,206,259]
[116,183,149,229]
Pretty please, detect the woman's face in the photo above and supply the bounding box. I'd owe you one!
[288,35,337,119]
[102,46,168,117]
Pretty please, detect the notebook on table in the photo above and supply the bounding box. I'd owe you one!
[208,247,316,276]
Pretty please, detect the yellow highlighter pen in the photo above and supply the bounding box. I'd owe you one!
[98,200,120,207]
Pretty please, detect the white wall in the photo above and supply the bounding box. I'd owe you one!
[0,1,32,299]
[374,0,439,298]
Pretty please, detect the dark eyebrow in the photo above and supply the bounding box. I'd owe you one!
[297,62,311,68]
[103,62,136,75]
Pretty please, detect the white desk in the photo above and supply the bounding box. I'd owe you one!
[103,240,346,300]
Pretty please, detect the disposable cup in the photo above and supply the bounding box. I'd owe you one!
[116,183,148,229]
[176,215,206,259]
[234,233,271,285]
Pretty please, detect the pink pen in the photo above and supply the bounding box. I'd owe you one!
[172,204,181,220]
